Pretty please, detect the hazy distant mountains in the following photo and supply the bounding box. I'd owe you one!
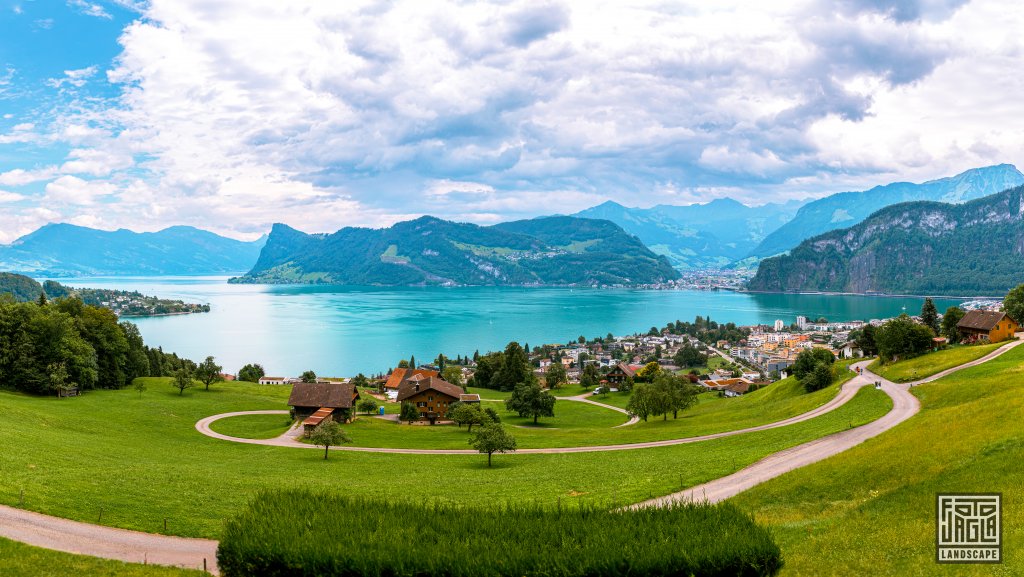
[574,198,803,269]
[0,224,266,277]
[231,216,679,286]
[749,164,1024,258]
[748,185,1024,296]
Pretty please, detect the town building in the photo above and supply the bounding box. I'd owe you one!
[957,310,1020,343]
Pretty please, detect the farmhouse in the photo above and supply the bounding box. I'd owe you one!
[396,375,464,421]
[957,310,1019,343]
[605,362,638,385]
[383,367,439,400]
[288,382,361,435]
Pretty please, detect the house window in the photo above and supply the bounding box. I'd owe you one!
[417,402,426,408]
[428,395,433,401]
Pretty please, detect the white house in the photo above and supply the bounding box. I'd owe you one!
[258,376,288,385]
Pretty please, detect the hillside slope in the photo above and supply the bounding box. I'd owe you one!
[747,185,1024,295]
[233,216,679,286]
[749,164,1024,258]
[0,224,266,277]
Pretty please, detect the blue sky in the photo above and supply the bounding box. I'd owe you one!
[0,0,1021,242]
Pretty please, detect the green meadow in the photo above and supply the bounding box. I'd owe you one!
[0,537,204,577]
[0,375,888,539]
[733,344,1024,576]
[866,342,1003,382]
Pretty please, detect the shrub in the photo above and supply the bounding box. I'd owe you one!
[218,490,783,577]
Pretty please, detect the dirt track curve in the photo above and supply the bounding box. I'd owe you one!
[2,335,1020,573]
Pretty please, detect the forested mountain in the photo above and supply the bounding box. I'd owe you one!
[749,164,1024,258]
[747,185,1024,296]
[232,216,679,286]
[574,198,802,269]
[0,224,266,276]
[0,272,45,302]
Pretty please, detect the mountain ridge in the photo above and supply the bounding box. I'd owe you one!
[232,215,680,286]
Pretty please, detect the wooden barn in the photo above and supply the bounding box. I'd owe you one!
[288,382,360,435]
[957,310,1019,343]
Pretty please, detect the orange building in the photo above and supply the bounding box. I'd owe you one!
[957,310,1019,343]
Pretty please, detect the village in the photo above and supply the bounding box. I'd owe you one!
[258,304,1020,435]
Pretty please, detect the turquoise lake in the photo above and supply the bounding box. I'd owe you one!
[58,276,964,377]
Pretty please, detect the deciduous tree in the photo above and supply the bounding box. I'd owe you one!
[1004,283,1024,326]
[309,421,352,460]
[505,379,556,425]
[469,422,517,467]
[544,361,568,389]
[238,363,265,383]
[357,398,379,415]
[195,356,224,391]
[300,370,317,383]
[400,401,420,424]
[172,367,194,395]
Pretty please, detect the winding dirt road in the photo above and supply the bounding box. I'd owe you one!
[3,335,1020,573]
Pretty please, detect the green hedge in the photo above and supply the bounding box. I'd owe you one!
[218,489,783,577]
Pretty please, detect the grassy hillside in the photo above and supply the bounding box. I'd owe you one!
[867,342,1003,382]
[731,344,1024,575]
[0,378,889,538]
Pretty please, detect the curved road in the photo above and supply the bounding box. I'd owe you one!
[2,335,1020,573]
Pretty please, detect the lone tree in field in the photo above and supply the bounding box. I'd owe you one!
[544,361,568,389]
[237,363,265,383]
[133,378,147,397]
[470,422,517,467]
[505,379,556,425]
[308,421,352,460]
[172,367,194,395]
[300,370,318,383]
[400,401,420,424]
[449,402,487,432]
[357,398,379,415]
[194,356,224,391]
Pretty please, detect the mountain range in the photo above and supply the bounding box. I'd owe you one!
[230,216,679,286]
[747,185,1024,296]
[574,198,803,269]
[749,164,1024,258]
[0,224,266,277]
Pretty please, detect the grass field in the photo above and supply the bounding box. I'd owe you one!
[207,413,293,439]
[0,537,204,577]
[0,376,890,539]
[867,342,1003,382]
[732,344,1024,576]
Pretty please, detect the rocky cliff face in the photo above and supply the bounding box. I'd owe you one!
[747,186,1024,296]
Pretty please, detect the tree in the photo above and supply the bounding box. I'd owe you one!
[654,373,700,419]
[194,356,224,391]
[351,373,371,389]
[47,362,73,397]
[468,352,503,389]
[397,359,410,369]
[920,298,939,334]
[673,344,707,368]
[792,348,835,381]
[854,324,878,357]
[544,362,568,389]
[802,361,834,392]
[941,307,966,343]
[409,355,416,369]
[469,422,517,467]
[579,363,600,390]
[505,380,556,425]
[238,363,265,383]
[875,314,934,363]
[308,420,352,460]
[37,291,48,307]
[1004,283,1024,327]
[400,401,420,424]
[493,342,531,392]
[441,366,464,388]
[300,370,317,383]
[634,361,662,383]
[483,406,501,424]
[172,368,194,395]
[133,378,147,397]
[449,403,487,432]
[357,398,379,415]
[626,383,657,422]
[121,322,150,382]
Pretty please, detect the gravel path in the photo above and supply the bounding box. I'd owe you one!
[630,335,1024,508]
[5,335,1019,572]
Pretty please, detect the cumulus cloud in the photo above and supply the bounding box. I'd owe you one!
[0,0,1020,239]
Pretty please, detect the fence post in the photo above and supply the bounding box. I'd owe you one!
[19,489,24,507]
[98,507,103,523]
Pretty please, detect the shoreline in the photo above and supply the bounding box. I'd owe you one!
[739,289,1003,300]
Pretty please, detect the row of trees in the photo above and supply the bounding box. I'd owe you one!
[625,374,701,421]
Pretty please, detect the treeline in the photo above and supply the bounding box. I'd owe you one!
[0,295,193,395]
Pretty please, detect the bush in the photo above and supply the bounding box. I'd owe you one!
[218,490,783,577]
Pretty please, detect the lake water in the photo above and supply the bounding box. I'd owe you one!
[55,276,964,377]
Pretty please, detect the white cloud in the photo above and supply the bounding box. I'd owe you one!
[67,0,112,19]
[0,190,26,203]
[0,0,1020,237]
[44,175,118,205]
